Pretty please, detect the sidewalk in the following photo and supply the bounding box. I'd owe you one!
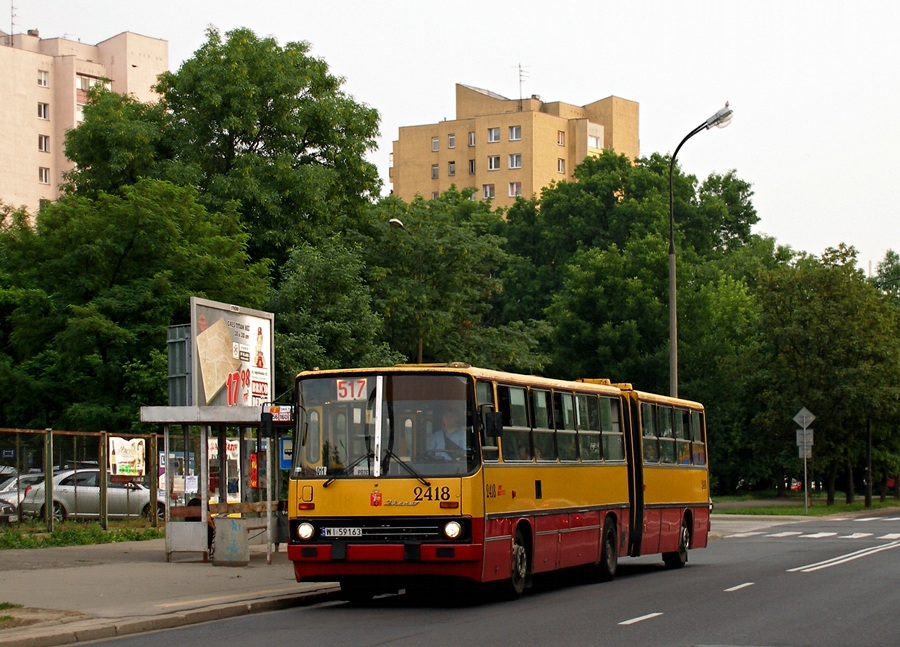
[0,539,339,647]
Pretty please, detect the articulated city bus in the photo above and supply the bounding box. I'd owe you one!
[286,363,710,601]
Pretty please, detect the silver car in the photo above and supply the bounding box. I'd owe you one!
[20,469,165,522]
[0,473,46,514]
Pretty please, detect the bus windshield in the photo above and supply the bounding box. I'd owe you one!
[294,372,479,480]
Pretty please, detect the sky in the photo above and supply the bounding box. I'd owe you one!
[14,0,900,273]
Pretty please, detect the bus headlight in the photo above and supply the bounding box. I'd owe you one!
[297,522,315,540]
[443,521,462,539]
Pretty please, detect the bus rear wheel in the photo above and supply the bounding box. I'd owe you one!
[663,516,690,569]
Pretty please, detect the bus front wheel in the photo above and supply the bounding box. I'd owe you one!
[508,528,529,598]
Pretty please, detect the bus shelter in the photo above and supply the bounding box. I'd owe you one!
[140,405,284,563]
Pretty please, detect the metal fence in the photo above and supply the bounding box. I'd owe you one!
[0,428,159,531]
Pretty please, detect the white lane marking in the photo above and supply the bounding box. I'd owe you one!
[855,517,882,522]
[881,517,900,522]
[725,532,765,538]
[799,532,837,539]
[788,540,900,573]
[879,533,900,540]
[767,531,804,537]
[725,582,754,592]
[619,612,664,626]
[838,533,873,539]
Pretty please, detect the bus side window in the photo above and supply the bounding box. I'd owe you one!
[658,406,676,464]
[641,402,659,464]
[675,408,692,464]
[532,389,557,461]
[601,397,625,461]
[555,391,577,461]
[477,380,499,462]
[499,385,530,461]
[575,394,601,461]
[691,410,707,465]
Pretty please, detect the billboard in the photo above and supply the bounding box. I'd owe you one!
[190,297,274,407]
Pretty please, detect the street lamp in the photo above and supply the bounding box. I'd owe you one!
[388,218,424,363]
[668,103,733,398]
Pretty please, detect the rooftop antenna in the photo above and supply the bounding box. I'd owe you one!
[517,63,529,111]
[8,1,15,46]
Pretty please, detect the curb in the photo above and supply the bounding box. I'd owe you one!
[0,585,342,647]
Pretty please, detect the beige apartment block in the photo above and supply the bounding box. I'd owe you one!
[0,29,168,214]
[390,84,639,210]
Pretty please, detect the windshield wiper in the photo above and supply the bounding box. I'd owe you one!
[382,449,431,487]
[322,452,373,488]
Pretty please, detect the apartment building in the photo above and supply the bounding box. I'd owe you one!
[0,29,168,214]
[390,84,639,209]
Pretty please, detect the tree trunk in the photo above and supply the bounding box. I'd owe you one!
[827,462,837,506]
[845,456,855,505]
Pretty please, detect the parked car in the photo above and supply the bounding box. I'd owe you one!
[20,469,165,522]
[0,473,45,513]
[0,498,18,523]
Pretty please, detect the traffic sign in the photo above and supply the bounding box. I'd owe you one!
[796,428,814,446]
[799,445,812,459]
[794,407,815,429]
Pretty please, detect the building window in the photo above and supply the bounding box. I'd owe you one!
[37,70,49,87]
[468,159,476,174]
[488,155,500,171]
[482,184,495,199]
[38,167,50,184]
[588,135,603,149]
[448,161,456,176]
[38,135,49,152]
[509,125,521,141]
[431,164,439,179]
[432,137,439,152]
[508,182,522,197]
[468,132,476,147]
[557,130,566,146]
[487,127,500,143]
[37,103,49,120]
[448,134,456,149]
[431,192,439,200]
[558,158,566,174]
[508,153,522,169]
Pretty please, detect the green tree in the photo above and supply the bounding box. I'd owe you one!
[0,180,269,431]
[750,245,900,503]
[65,27,382,272]
[365,191,547,372]
[269,237,403,395]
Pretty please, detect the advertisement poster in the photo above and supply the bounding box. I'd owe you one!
[109,437,147,477]
[190,297,274,407]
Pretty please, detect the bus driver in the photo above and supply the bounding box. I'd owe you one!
[428,407,467,460]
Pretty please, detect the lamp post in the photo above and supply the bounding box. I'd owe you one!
[388,218,424,363]
[668,103,733,398]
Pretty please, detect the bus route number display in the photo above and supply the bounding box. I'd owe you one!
[336,378,368,401]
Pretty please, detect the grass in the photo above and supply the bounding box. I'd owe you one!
[0,603,21,611]
[0,520,165,549]
[714,490,900,516]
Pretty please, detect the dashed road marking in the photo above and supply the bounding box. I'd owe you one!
[725,582,754,592]
[619,612,663,625]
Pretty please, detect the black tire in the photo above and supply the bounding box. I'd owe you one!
[507,528,529,599]
[663,516,690,569]
[596,516,618,582]
[42,501,66,523]
[143,502,165,521]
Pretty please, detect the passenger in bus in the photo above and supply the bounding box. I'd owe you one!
[428,407,467,460]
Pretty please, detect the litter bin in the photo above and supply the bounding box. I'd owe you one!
[212,517,249,566]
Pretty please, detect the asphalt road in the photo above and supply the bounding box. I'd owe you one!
[84,514,900,647]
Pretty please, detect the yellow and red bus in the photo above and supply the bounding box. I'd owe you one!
[286,363,710,601]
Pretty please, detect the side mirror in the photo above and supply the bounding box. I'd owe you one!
[484,412,502,439]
